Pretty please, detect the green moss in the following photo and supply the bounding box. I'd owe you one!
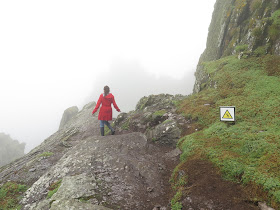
[39,152,54,158]
[176,55,280,208]
[235,44,248,52]
[250,0,262,13]
[253,46,267,56]
[104,122,115,135]
[163,119,173,124]
[267,9,280,41]
[252,27,263,41]
[153,109,167,117]
[171,191,183,210]
[0,182,27,209]
[268,24,280,41]
[171,201,183,210]
[121,121,130,130]
[271,9,280,26]
[47,180,62,199]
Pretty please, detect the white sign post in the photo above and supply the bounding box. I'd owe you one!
[220,106,235,122]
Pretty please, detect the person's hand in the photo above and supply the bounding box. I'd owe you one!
[92,112,95,116]
[118,109,121,112]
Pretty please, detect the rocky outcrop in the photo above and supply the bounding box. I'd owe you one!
[194,0,280,93]
[113,94,188,146]
[0,133,25,167]
[59,106,79,130]
[0,95,183,209]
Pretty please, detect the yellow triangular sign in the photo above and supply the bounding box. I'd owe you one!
[222,110,233,119]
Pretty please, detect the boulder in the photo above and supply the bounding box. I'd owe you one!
[59,106,79,130]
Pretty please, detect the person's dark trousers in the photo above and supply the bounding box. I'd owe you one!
[100,120,115,135]
[100,127,104,136]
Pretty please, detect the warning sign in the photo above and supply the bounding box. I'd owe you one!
[220,106,235,122]
[222,110,233,119]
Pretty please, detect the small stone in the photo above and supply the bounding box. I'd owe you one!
[147,187,153,192]
[29,168,36,172]
[153,204,161,210]
[258,202,275,210]
[204,104,211,106]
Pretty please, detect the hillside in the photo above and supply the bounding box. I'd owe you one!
[0,0,279,209]
[172,54,280,209]
[0,97,184,209]
[171,0,280,209]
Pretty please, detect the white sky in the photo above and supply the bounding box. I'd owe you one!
[0,0,216,152]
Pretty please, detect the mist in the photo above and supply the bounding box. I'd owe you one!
[0,0,216,153]
[85,60,194,115]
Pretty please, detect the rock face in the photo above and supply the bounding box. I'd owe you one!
[59,106,79,130]
[194,0,280,93]
[0,133,25,167]
[113,94,188,146]
[0,95,182,209]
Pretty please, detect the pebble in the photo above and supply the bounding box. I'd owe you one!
[147,187,153,192]
[29,168,36,172]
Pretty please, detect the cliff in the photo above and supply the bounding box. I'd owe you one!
[194,0,280,93]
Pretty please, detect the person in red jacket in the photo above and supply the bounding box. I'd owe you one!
[92,86,121,136]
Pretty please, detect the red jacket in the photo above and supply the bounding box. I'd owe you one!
[92,93,120,121]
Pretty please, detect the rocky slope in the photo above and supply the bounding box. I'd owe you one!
[194,0,280,93]
[0,95,184,210]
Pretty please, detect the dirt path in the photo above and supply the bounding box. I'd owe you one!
[180,159,259,210]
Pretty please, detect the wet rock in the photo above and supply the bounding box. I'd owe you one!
[51,174,97,202]
[145,120,181,146]
[1,98,179,210]
[18,132,174,209]
[114,94,187,145]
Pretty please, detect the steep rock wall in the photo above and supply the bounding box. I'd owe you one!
[194,0,280,93]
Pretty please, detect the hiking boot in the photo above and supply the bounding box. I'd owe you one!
[111,130,115,135]
[100,127,104,136]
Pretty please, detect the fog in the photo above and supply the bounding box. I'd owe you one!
[85,59,195,115]
[0,0,216,152]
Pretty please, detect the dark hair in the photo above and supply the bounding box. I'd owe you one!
[104,86,110,96]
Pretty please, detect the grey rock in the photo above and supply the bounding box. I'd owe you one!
[51,174,97,202]
[59,106,79,130]
[50,199,112,210]
[258,202,275,210]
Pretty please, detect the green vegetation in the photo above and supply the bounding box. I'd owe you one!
[271,9,280,26]
[152,109,166,117]
[253,46,267,56]
[250,0,262,13]
[268,9,280,41]
[104,123,115,135]
[235,44,248,52]
[171,190,183,210]
[47,179,62,199]
[174,55,280,208]
[39,152,54,158]
[0,182,27,209]
[121,121,130,130]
